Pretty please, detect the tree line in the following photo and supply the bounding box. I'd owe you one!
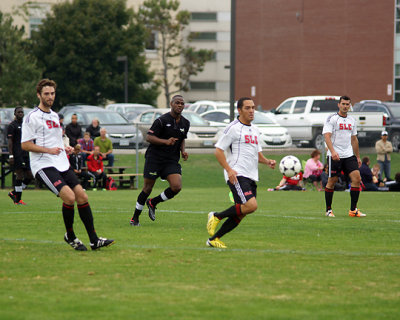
[0,0,213,110]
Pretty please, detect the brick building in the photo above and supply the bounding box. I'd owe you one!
[235,0,395,110]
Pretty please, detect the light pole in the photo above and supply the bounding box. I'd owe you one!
[229,0,236,121]
[117,55,128,103]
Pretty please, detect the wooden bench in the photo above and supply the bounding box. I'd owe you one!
[107,173,143,189]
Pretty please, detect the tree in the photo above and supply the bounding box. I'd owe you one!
[32,0,158,108]
[137,0,214,104]
[0,12,42,107]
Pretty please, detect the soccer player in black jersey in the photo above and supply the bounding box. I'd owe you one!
[7,107,33,205]
[130,95,190,226]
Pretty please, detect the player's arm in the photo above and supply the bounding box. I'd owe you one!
[258,152,276,169]
[146,134,178,146]
[21,140,63,155]
[324,132,339,161]
[215,147,237,184]
[351,135,361,167]
[276,177,286,189]
[180,140,188,161]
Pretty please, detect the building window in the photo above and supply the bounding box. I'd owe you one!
[28,3,51,38]
[191,12,217,21]
[190,32,217,41]
[145,31,158,50]
[190,81,216,90]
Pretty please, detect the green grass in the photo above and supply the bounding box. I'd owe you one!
[1,153,400,319]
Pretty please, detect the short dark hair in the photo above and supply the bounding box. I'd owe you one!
[362,156,370,164]
[339,95,351,103]
[14,107,23,115]
[237,97,253,109]
[311,149,321,158]
[36,79,57,94]
[171,95,183,101]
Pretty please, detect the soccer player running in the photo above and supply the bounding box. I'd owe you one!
[323,95,365,218]
[206,97,276,249]
[21,79,114,251]
[7,107,33,205]
[130,95,189,226]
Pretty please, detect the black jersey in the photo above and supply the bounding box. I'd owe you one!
[7,119,28,159]
[145,112,190,162]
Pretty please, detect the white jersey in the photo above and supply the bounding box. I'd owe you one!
[322,113,357,158]
[21,107,69,176]
[215,119,262,182]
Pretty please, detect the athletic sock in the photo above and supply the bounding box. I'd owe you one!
[77,202,98,243]
[62,203,76,240]
[210,216,241,240]
[151,187,178,206]
[325,187,334,211]
[214,204,241,220]
[350,187,360,211]
[14,179,23,202]
[132,191,150,220]
[22,178,31,189]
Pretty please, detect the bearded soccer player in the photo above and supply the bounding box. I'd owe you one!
[21,79,115,251]
[130,95,190,226]
[323,95,365,218]
[206,97,276,248]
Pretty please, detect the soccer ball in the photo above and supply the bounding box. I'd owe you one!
[279,155,302,178]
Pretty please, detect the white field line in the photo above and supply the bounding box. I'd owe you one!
[1,237,399,257]
[2,209,400,223]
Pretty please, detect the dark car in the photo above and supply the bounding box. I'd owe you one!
[353,100,400,151]
[58,105,143,148]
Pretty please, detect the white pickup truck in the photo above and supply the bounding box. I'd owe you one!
[271,96,386,149]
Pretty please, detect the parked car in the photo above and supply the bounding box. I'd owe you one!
[105,103,155,115]
[58,105,143,148]
[134,108,222,148]
[187,100,231,114]
[0,107,33,148]
[270,96,385,149]
[353,100,400,151]
[200,110,292,148]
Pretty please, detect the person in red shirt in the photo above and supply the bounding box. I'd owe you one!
[270,171,305,191]
[86,146,107,190]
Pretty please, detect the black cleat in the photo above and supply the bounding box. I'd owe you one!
[146,199,156,221]
[64,233,87,251]
[90,237,115,250]
[130,218,140,226]
[8,191,17,203]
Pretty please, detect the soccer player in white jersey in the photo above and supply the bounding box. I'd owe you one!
[322,95,366,218]
[206,97,276,248]
[21,79,115,251]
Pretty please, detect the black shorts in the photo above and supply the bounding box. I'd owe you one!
[35,167,80,196]
[227,176,257,204]
[327,155,359,177]
[143,158,182,180]
[13,156,30,170]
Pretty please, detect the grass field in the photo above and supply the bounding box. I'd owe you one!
[1,153,400,319]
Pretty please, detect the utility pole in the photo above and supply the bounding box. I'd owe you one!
[117,56,128,103]
[229,0,236,121]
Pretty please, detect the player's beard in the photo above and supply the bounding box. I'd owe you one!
[42,98,54,109]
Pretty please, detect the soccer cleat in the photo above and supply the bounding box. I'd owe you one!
[206,238,227,249]
[90,237,115,250]
[207,212,220,236]
[64,233,87,251]
[325,209,335,217]
[130,218,140,226]
[8,191,17,203]
[16,200,27,205]
[349,208,366,217]
[146,199,156,221]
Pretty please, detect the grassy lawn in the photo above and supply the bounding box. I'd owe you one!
[1,152,400,319]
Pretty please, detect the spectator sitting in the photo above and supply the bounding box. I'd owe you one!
[77,132,94,165]
[360,156,379,191]
[86,146,107,190]
[69,144,94,190]
[86,118,101,139]
[65,113,82,147]
[371,164,385,187]
[269,171,305,191]
[303,149,324,191]
[62,127,70,148]
[321,163,347,191]
[94,128,114,172]
[388,172,400,191]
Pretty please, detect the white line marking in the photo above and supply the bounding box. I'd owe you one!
[1,237,399,257]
